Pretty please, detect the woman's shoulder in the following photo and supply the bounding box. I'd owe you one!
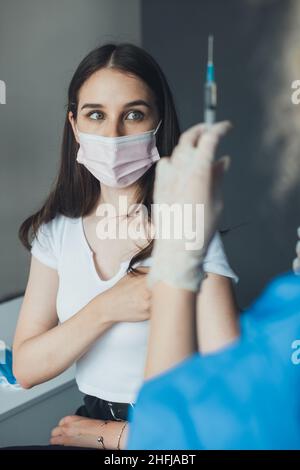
[36,213,71,239]
[31,214,80,269]
[38,213,80,234]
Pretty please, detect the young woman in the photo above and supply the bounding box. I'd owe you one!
[13,43,239,449]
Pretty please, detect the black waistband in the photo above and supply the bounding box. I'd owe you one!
[76,394,135,421]
[104,399,135,421]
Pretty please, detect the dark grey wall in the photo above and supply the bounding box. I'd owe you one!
[1,0,299,309]
[0,0,141,301]
[142,0,300,308]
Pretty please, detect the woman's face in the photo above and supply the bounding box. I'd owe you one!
[69,67,160,143]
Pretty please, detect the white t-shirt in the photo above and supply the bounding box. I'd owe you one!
[30,214,239,404]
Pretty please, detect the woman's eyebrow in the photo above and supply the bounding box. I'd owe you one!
[81,100,152,110]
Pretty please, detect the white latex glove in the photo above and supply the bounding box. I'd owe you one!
[293,227,300,275]
[147,121,232,292]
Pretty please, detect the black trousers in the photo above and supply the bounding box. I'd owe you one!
[75,394,134,421]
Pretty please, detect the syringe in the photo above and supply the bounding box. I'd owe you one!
[204,34,217,125]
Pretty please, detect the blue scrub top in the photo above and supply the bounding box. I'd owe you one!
[126,272,300,450]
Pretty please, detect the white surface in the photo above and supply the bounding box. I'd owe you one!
[0,295,76,423]
[0,367,76,423]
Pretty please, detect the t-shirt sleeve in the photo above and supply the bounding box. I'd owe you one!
[138,233,238,283]
[30,219,58,269]
[203,231,239,283]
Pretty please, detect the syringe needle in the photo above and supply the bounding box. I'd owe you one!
[208,34,214,65]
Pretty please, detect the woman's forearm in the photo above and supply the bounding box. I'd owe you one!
[144,281,198,380]
[13,294,113,388]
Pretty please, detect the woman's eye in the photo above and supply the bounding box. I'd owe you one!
[87,110,144,121]
[126,111,144,120]
[88,111,103,120]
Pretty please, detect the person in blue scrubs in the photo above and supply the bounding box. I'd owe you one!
[126,121,300,450]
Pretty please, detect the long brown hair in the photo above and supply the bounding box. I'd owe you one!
[19,42,180,274]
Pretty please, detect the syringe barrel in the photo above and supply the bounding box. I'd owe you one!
[204,81,217,124]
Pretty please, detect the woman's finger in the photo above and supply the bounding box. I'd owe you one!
[50,436,65,445]
[51,426,63,437]
[66,417,109,436]
[59,415,85,426]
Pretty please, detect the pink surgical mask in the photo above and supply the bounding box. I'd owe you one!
[75,120,162,188]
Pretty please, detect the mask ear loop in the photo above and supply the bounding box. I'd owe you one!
[153,119,162,135]
[73,124,81,147]
[75,124,80,138]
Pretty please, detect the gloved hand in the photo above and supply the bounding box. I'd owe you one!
[147,121,232,292]
[293,227,300,275]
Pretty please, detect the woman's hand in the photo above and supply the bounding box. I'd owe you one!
[293,227,300,274]
[148,121,232,292]
[95,267,151,325]
[50,415,129,449]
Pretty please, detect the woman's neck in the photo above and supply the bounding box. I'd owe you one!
[96,183,139,217]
